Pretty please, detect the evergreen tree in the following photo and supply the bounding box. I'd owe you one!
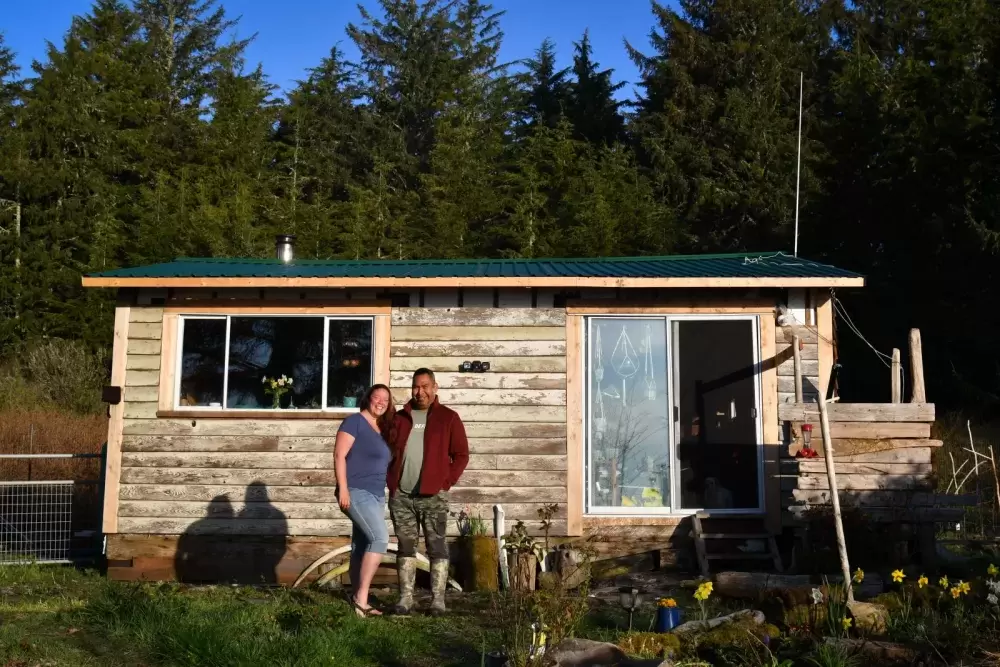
[0,34,24,353]
[566,30,625,146]
[521,38,570,131]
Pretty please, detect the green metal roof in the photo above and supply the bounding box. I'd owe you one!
[85,252,861,281]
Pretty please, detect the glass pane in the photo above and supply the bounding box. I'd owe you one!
[674,319,759,510]
[178,318,226,407]
[327,319,373,408]
[586,318,670,510]
[226,317,325,409]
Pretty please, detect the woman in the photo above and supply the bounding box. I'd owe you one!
[334,384,394,617]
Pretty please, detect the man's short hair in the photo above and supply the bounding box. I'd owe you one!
[412,368,436,383]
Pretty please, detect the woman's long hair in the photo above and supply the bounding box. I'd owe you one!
[359,383,397,444]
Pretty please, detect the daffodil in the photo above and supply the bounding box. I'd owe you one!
[989,594,999,606]
[842,616,852,631]
[917,575,928,589]
[951,587,961,599]
[959,580,971,595]
[852,568,864,584]
[694,582,713,602]
[940,575,949,588]
[891,569,906,583]
[990,564,999,577]
[810,588,824,605]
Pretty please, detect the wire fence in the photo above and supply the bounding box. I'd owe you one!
[0,453,103,565]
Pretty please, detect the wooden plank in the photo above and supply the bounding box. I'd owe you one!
[130,308,164,323]
[374,314,390,386]
[125,387,160,403]
[103,305,131,534]
[790,490,976,508]
[778,340,818,360]
[469,438,566,455]
[760,314,781,535]
[782,461,932,475]
[116,517,566,537]
[165,303,390,315]
[124,403,158,419]
[392,326,566,341]
[778,376,820,396]
[128,322,162,340]
[784,447,934,464]
[123,435,563,455]
[392,340,566,358]
[777,326,818,344]
[390,371,565,390]
[778,403,935,423]
[828,422,931,439]
[788,474,933,491]
[126,355,160,371]
[495,455,567,471]
[891,348,902,403]
[909,329,926,403]
[446,405,566,423]
[391,308,566,327]
[458,470,565,487]
[829,439,942,457]
[390,388,565,407]
[465,422,565,438]
[390,356,565,373]
[816,291,833,396]
[119,484,566,504]
[122,452,334,469]
[777,358,819,377]
[126,370,160,387]
[158,312,178,411]
[792,335,804,403]
[127,339,161,355]
[117,500,562,521]
[565,314,583,537]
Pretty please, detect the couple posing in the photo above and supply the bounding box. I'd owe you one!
[333,368,469,618]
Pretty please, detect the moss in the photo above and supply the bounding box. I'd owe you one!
[784,603,829,631]
[872,592,904,613]
[616,631,681,659]
[685,618,781,653]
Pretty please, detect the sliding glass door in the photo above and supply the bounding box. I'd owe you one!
[584,315,763,514]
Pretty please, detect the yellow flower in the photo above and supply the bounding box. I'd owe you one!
[842,616,852,631]
[852,568,864,584]
[959,581,971,595]
[939,576,949,588]
[918,575,928,589]
[891,569,906,583]
[989,564,999,577]
[694,582,713,602]
[658,598,677,608]
[951,587,961,599]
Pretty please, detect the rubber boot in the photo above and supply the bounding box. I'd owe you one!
[429,559,449,616]
[393,556,416,615]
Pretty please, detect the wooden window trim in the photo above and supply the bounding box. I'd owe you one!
[102,302,130,534]
[158,306,391,418]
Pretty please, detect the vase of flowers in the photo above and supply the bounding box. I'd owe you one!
[262,375,293,409]
[456,507,498,592]
[655,598,682,632]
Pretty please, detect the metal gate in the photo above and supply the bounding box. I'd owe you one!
[0,452,103,564]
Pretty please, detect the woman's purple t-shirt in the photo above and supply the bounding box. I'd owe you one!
[339,413,390,499]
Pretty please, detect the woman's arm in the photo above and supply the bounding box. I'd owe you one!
[334,430,355,510]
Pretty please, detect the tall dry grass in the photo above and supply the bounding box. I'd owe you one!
[933,413,1000,538]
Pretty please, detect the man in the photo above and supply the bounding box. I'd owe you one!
[387,368,469,615]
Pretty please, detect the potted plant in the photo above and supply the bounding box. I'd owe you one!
[262,374,293,409]
[505,521,542,592]
[456,507,497,592]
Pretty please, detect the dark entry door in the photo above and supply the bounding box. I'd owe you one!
[673,319,760,511]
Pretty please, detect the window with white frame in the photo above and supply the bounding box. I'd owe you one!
[175,315,374,411]
[584,315,763,515]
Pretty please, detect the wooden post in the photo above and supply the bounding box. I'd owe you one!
[909,329,926,403]
[817,396,854,603]
[793,334,804,403]
[891,348,902,403]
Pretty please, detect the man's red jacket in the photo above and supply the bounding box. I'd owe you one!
[386,397,469,497]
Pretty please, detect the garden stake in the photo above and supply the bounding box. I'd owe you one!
[817,396,854,603]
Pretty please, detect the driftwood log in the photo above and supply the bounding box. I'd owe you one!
[672,609,765,635]
[714,571,883,600]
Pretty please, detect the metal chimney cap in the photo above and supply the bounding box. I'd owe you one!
[275,234,296,263]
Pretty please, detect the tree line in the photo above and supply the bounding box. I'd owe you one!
[0,0,997,409]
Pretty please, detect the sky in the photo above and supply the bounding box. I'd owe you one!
[2,0,668,100]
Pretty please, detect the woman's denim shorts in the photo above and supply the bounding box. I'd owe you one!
[344,487,389,554]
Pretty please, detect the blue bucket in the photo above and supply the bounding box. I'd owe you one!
[655,606,682,632]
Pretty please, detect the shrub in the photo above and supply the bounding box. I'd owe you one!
[22,338,108,415]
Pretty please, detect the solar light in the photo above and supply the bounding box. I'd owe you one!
[618,587,642,631]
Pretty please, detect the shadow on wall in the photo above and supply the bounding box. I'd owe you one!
[175,481,288,585]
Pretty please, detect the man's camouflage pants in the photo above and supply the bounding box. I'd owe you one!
[389,490,449,560]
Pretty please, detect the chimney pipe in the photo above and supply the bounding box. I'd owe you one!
[275,234,295,263]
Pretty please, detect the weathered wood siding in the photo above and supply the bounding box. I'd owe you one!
[116,306,568,538]
[776,325,821,405]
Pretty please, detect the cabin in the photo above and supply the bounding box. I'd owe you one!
[81,237,942,584]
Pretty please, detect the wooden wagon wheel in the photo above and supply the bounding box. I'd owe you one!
[292,542,463,591]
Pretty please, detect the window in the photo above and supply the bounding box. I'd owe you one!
[584,315,763,515]
[176,315,375,411]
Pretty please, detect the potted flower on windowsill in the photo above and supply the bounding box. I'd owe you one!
[262,374,293,409]
[455,507,497,592]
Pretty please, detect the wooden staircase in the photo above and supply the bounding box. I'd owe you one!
[691,514,783,577]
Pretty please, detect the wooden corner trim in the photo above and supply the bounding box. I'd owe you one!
[163,302,392,314]
[102,305,131,534]
[565,314,584,537]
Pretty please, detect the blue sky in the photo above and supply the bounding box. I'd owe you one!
[2,0,668,100]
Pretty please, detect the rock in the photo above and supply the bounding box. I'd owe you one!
[847,600,889,635]
[543,638,629,666]
[823,637,919,663]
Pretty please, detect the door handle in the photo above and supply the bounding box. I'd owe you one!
[730,399,737,420]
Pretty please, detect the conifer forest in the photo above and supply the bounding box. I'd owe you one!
[0,0,997,411]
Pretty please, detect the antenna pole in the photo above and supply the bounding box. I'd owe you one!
[793,72,803,258]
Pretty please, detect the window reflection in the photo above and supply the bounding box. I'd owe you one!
[327,320,373,408]
[586,318,670,510]
[226,317,325,409]
[179,318,226,407]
